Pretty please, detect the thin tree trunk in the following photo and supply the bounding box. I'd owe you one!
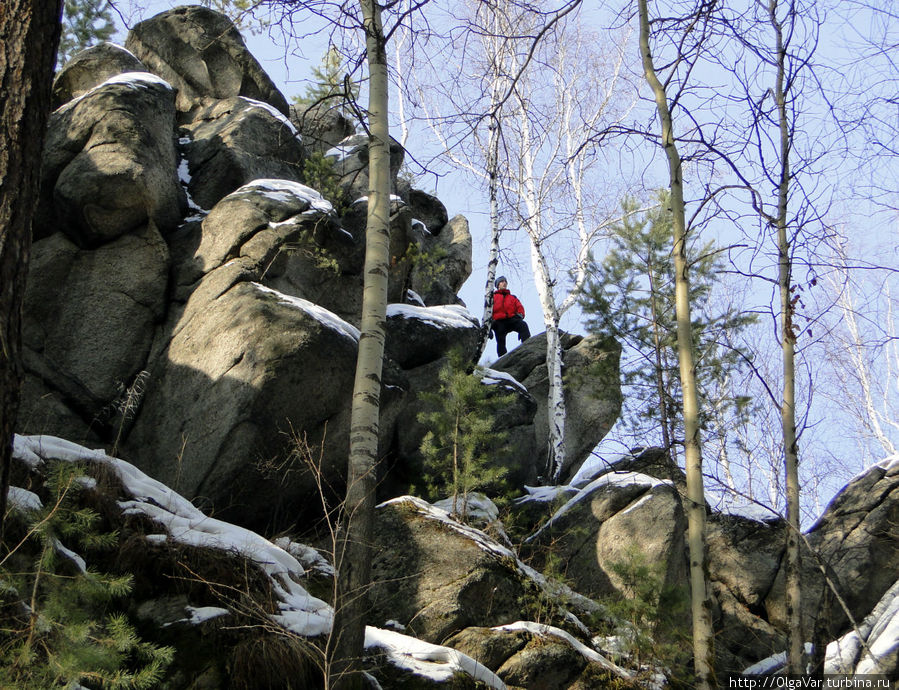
[0,0,63,544]
[770,0,804,673]
[637,1,715,686]
[515,83,568,483]
[648,267,674,458]
[477,109,503,361]
[331,1,390,687]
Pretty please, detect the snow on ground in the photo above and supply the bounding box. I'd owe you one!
[825,577,899,675]
[743,644,815,675]
[7,486,42,513]
[252,283,360,343]
[171,606,231,627]
[404,289,426,307]
[745,577,899,677]
[365,627,506,689]
[516,483,579,504]
[12,435,333,639]
[494,622,631,678]
[236,179,333,215]
[386,303,478,330]
[273,537,335,578]
[433,492,499,524]
[10,437,519,686]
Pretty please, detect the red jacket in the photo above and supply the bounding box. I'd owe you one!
[492,289,525,321]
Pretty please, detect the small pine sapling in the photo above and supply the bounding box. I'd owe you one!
[601,546,690,680]
[418,350,515,522]
[0,461,174,689]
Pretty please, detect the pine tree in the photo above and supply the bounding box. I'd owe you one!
[58,0,115,65]
[581,191,755,463]
[417,350,514,522]
[293,46,360,115]
[0,462,174,689]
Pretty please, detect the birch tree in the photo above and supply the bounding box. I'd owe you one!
[469,3,635,481]
[635,0,717,684]
[0,0,64,543]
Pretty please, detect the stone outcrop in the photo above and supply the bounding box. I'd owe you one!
[125,5,289,115]
[21,7,618,532]
[765,458,899,639]
[493,332,623,481]
[13,5,899,688]
[369,497,534,642]
[289,102,356,155]
[179,97,306,210]
[518,449,790,673]
[38,71,186,245]
[409,214,473,306]
[324,132,406,199]
[51,42,147,109]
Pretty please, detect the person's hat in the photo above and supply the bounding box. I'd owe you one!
[495,276,507,288]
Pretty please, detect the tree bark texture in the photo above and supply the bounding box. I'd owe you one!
[637,1,716,686]
[0,0,63,543]
[331,1,390,688]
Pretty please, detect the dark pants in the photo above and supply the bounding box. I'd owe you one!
[492,316,531,356]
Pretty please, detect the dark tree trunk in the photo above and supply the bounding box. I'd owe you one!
[0,0,63,542]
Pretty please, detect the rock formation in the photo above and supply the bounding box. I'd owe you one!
[10,6,897,688]
[20,6,621,532]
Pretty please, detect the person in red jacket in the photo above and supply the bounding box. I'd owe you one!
[491,276,531,356]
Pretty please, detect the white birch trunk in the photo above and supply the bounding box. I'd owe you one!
[515,83,568,482]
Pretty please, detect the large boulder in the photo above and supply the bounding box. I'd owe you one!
[520,450,791,673]
[338,196,417,312]
[369,497,532,643]
[123,272,361,529]
[125,6,289,115]
[405,188,449,236]
[384,303,479,369]
[20,226,169,437]
[38,72,186,245]
[325,132,405,200]
[447,625,637,690]
[7,436,333,690]
[7,437,515,690]
[409,214,474,306]
[51,42,147,109]
[765,458,899,638]
[493,332,622,481]
[522,468,687,602]
[290,102,356,155]
[179,98,305,210]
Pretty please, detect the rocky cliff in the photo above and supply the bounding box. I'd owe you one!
[20,5,621,533]
[8,6,898,689]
